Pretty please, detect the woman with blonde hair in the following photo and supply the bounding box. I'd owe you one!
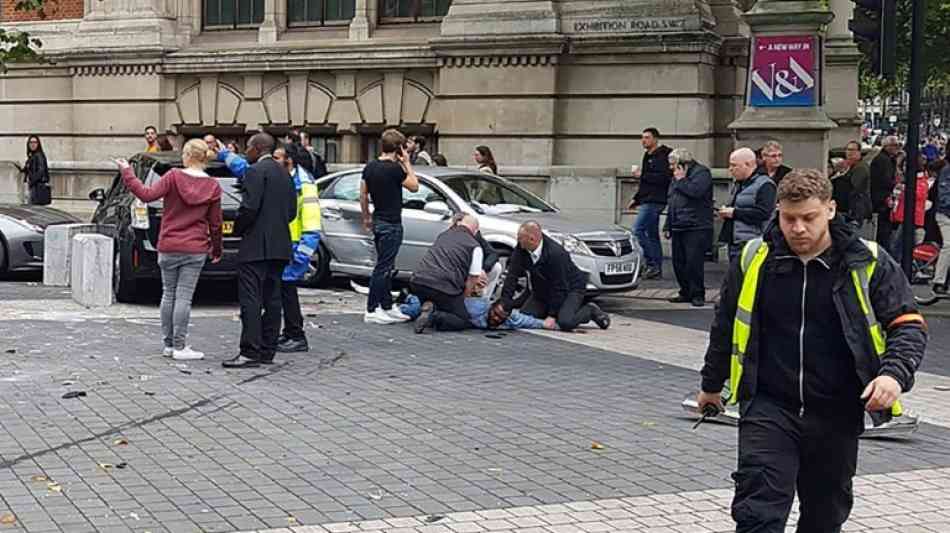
[116,139,223,360]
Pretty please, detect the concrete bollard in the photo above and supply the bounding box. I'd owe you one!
[44,224,102,286]
[70,234,114,308]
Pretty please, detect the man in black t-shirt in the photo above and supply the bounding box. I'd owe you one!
[360,129,420,324]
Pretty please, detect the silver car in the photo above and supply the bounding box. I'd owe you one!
[309,167,641,294]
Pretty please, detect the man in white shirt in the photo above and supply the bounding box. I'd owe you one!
[409,214,487,333]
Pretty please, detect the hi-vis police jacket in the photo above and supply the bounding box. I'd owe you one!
[700,217,927,423]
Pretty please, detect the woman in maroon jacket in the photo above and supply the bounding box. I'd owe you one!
[116,139,223,361]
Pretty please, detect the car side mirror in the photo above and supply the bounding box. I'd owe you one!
[424,200,452,218]
[89,188,106,203]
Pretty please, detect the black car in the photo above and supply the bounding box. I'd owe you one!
[89,152,243,303]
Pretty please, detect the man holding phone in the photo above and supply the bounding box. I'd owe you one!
[360,129,420,324]
[663,148,713,307]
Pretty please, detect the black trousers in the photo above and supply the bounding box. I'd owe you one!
[875,210,893,247]
[238,260,284,359]
[671,228,711,300]
[732,396,860,533]
[281,281,305,341]
[409,282,471,331]
[522,290,593,332]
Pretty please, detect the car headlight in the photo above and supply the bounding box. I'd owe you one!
[627,232,641,254]
[547,232,593,256]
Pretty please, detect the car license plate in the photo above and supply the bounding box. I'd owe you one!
[604,262,634,275]
[222,221,234,235]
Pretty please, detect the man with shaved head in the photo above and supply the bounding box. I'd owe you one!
[410,213,486,333]
[225,132,298,368]
[718,147,777,262]
[492,221,610,332]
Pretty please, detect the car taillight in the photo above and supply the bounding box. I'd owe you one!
[131,199,149,229]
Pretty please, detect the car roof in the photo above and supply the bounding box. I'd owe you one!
[131,151,230,172]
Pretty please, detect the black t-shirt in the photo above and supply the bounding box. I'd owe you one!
[362,159,406,224]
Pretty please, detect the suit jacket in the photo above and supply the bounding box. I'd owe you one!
[234,156,297,263]
[500,235,588,314]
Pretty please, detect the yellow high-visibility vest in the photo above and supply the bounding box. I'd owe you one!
[729,238,902,417]
[290,180,321,243]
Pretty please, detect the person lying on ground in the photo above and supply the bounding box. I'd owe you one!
[399,294,557,331]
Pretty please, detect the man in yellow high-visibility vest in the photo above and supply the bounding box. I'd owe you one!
[697,168,927,532]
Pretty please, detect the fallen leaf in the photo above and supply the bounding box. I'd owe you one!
[47,482,62,493]
[591,441,605,450]
[62,391,87,399]
[113,438,128,446]
[30,475,48,482]
[0,513,15,525]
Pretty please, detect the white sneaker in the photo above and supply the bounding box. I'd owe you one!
[385,306,411,322]
[364,307,400,325]
[162,347,174,358]
[172,347,205,360]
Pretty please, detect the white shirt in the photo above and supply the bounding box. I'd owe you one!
[529,239,543,264]
[469,247,484,276]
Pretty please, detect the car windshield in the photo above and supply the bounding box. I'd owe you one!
[142,166,241,210]
[441,174,555,214]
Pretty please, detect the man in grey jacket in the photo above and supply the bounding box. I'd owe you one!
[664,148,714,307]
[719,148,777,263]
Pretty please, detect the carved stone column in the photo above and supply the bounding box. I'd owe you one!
[349,0,377,40]
[824,0,863,148]
[728,0,838,170]
[259,0,287,44]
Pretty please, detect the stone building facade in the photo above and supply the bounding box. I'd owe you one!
[1,0,762,168]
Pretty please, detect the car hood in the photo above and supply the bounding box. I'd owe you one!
[495,211,629,239]
[0,204,81,229]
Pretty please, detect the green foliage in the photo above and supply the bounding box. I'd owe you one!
[0,0,46,73]
[857,0,950,99]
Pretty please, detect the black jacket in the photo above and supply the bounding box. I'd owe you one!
[633,145,673,205]
[834,161,873,223]
[24,151,49,187]
[755,164,792,187]
[870,150,897,212]
[701,217,926,420]
[234,156,297,263]
[665,162,714,231]
[500,235,587,314]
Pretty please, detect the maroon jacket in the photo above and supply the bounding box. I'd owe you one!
[120,166,223,257]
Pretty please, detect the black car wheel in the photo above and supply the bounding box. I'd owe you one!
[303,245,331,288]
[0,233,8,276]
[114,237,139,303]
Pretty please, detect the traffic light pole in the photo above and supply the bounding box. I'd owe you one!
[901,0,926,278]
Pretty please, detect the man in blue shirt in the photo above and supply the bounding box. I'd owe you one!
[399,294,556,330]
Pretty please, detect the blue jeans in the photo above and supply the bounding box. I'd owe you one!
[634,203,664,270]
[368,221,403,313]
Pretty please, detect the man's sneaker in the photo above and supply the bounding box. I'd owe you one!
[276,337,309,353]
[364,307,401,325]
[385,306,411,322]
[642,267,662,280]
[162,347,174,358]
[691,297,706,308]
[590,304,611,330]
[415,302,434,334]
[172,347,205,360]
[668,294,691,303]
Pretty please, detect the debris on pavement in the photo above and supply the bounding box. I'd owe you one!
[0,513,16,525]
[30,475,48,482]
[62,391,87,399]
[47,482,62,493]
[4,349,14,354]
[591,441,605,450]
[935,385,950,392]
[424,515,445,523]
[113,438,129,446]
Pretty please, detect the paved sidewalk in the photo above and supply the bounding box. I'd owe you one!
[1,285,949,533]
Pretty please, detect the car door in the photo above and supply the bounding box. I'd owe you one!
[319,173,375,273]
[395,179,454,273]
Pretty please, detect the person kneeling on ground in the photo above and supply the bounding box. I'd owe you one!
[410,214,487,334]
[495,221,610,332]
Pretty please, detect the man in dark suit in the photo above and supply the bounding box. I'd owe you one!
[491,221,610,332]
[224,133,297,369]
